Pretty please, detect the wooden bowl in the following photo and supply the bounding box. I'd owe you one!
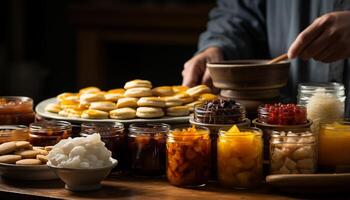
[207,60,290,91]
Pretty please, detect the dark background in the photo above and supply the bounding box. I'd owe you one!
[0,0,214,104]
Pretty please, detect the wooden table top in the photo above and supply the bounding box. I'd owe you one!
[0,175,346,200]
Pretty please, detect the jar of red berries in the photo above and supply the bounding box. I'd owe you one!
[253,103,312,168]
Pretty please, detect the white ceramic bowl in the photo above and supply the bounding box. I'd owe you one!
[48,158,117,191]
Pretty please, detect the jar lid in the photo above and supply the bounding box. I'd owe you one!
[129,123,170,134]
[298,82,344,93]
[30,120,72,132]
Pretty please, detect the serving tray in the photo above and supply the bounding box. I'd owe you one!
[35,98,190,125]
[0,163,57,181]
[266,173,350,193]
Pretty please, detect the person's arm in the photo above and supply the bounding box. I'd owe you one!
[182,0,268,87]
[288,11,350,62]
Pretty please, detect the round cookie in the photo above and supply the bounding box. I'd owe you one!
[80,93,105,103]
[0,155,22,164]
[16,159,42,165]
[81,109,109,119]
[137,97,165,107]
[152,86,174,97]
[0,142,17,155]
[44,146,54,152]
[163,96,183,107]
[166,106,190,116]
[117,97,138,108]
[124,87,152,98]
[124,79,152,89]
[172,85,189,93]
[104,93,124,102]
[136,107,164,118]
[197,93,218,101]
[57,92,79,103]
[186,85,211,97]
[15,150,39,159]
[15,141,32,150]
[89,101,117,111]
[36,149,49,156]
[79,86,101,94]
[36,155,48,164]
[110,108,136,120]
[173,93,194,104]
[45,103,62,113]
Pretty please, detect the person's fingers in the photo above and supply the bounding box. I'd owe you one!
[182,56,206,87]
[201,68,212,87]
[313,42,338,62]
[288,16,330,59]
[298,30,331,60]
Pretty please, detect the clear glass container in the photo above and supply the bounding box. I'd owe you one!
[29,120,72,146]
[80,122,125,171]
[270,130,317,174]
[217,127,263,189]
[257,104,307,125]
[193,102,246,124]
[166,126,211,187]
[297,83,345,132]
[128,123,168,177]
[0,125,29,143]
[319,120,350,170]
[0,96,35,126]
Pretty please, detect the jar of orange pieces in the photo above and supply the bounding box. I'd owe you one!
[217,125,263,189]
[166,126,211,187]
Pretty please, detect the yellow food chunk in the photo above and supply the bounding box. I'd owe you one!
[227,125,240,134]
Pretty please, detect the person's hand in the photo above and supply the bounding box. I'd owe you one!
[182,47,223,87]
[288,11,350,63]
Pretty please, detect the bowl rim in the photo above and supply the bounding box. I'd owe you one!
[47,158,118,171]
[207,59,290,68]
[252,118,313,128]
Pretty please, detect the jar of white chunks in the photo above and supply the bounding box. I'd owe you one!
[269,131,317,174]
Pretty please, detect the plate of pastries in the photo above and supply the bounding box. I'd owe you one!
[36,80,218,123]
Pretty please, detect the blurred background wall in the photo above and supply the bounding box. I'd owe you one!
[0,0,214,104]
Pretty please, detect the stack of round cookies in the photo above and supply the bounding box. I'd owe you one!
[45,79,217,120]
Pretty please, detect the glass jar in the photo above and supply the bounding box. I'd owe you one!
[319,120,350,170]
[217,127,263,189]
[80,122,125,171]
[166,126,211,187]
[257,104,307,125]
[29,120,72,146]
[0,125,29,143]
[193,102,246,124]
[0,96,35,126]
[128,123,168,177]
[270,130,317,174]
[297,83,345,132]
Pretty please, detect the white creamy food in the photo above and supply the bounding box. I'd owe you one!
[47,133,113,169]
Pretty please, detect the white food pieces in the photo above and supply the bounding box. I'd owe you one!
[47,133,113,169]
[270,131,316,174]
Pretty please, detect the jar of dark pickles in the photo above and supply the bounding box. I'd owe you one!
[29,120,72,146]
[80,122,125,171]
[128,123,168,177]
[0,96,35,126]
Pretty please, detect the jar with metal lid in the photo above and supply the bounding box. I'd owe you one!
[166,126,211,187]
[29,120,72,146]
[217,127,263,189]
[0,125,29,143]
[270,130,317,174]
[0,96,35,126]
[128,123,168,177]
[297,83,345,132]
[80,122,125,171]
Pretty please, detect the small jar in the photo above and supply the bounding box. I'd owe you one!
[0,125,29,143]
[80,122,125,171]
[257,104,307,125]
[0,96,35,126]
[193,101,246,124]
[166,126,211,187]
[297,83,345,132]
[29,120,72,146]
[270,130,317,174]
[217,127,263,189]
[128,123,168,177]
[319,120,350,170]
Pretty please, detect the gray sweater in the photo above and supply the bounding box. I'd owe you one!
[198,0,350,115]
